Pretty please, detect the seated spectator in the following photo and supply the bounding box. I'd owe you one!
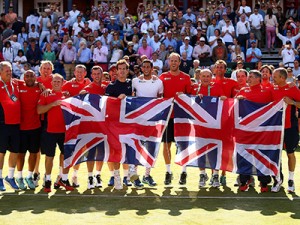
[81,21,92,39]
[107,16,120,32]
[246,40,262,63]
[123,42,139,66]
[292,59,300,77]
[179,51,193,74]
[122,16,134,37]
[189,59,200,78]
[231,61,245,80]
[192,37,211,63]
[221,19,235,47]
[179,36,193,61]
[212,38,228,62]
[231,45,245,62]
[246,32,257,50]
[14,49,27,63]
[42,43,56,62]
[2,41,14,62]
[286,67,297,84]
[209,29,224,49]
[28,24,39,44]
[93,40,108,71]
[151,34,161,52]
[163,30,177,50]
[26,39,42,67]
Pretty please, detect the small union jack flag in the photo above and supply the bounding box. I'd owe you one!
[61,94,173,169]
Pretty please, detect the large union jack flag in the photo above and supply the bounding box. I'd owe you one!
[174,95,285,176]
[61,94,173,169]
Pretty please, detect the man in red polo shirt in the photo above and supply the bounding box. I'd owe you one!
[62,64,91,187]
[271,68,300,193]
[37,60,54,89]
[0,61,21,191]
[233,69,248,96]
[236,70,273,192]
[159,52,192,185]
[80,66,106,189]
[212,60,239,186]
[16,70,42,190]
[37,74,74,193]
[260,65,274,89]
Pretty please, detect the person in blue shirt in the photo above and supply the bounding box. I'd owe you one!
[246,40,262,63]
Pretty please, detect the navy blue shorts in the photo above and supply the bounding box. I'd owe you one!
[162,118,175,143]
[41,132,65,157]
[20,128,41,154]
[284,126,299,154]
[0,124,20,154]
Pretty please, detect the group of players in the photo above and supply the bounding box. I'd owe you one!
[0,52,299,193]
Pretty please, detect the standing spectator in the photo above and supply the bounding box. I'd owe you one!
[93,40,109,72]
[206,18,220,41]
[107,16,120,33]
[265,8,278,54]
[39,12,51,47]
[236,0,251,18]
[43,43,56,62]
[12,17,25,35]
[5,7,17,25]
[151,51,163,75]
[26,40,42,68]
[183,8,196,23]
[122,17,134,37]
[163,30,177,50]
[59,40,76,80]
[221,19,235,47]
[292,60,300,77]
[179,52,192,74]
[72,15,84,37]
[87,14,100,32]
[246,40,262,63]
[26,9,39,32]
[276,28,300,49]
[69,4,80,28]
[236,14,250,52]
[175,11,186,30]
[209,29,224,49]
[249,7,263,49]
[279,40,298,68]
[137,39,153,59]
[141,15,155,34]
[81,21,92,39]
[28,24,39,43]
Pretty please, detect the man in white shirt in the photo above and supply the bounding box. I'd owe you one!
[26,10,39,32]
[249,7,264,48]
[69,4,80,27]
[151,52,163,75]
[236,14,250,51]
[179,36,193,60]
[192,37,211,62]
[140,15,155,34]
[237,0,252,18]
[292,60,300,77]
[131,59,163,188]
[88,14,100,32]
[221,19,235,46]
[72,15,84,37]
[151,34,161,52]
[279,41,298,68]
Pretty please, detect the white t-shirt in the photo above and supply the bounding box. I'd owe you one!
[88,19,100,32]
[281,48,296,66]
[221,25,235,43]
[249,13,263,29]
[132,77,163,97]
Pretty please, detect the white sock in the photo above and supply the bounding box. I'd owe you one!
[289,171,294,180]
[95,170,101,175]
[200,170,206,175]
[145,167,151,177]
[88,172,93,177]
[0,169,2,179]
[72,169,78,177]
[181,166,186,173]
[123,169,128,177]
[27,171,33,179]
[46,174,51,181]
[61,173,68,181]
[166,164,171,173]
[213,170,219,176]
[114,170,120,176]
[8,167,15,179]
[17,171,22,179]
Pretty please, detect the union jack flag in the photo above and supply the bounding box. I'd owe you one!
[233,99,285,176]
[61,94,173,169]
[174,95,285,176]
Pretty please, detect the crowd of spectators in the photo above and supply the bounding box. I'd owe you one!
[0,0,300,80]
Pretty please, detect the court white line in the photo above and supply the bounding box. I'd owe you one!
[0,193,299,200]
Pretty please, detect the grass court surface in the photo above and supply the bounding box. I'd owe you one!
[1,146,300,225]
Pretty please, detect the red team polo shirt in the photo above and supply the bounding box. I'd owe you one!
[0,79,20,124]
[213,77,239,98]
[82,82,106,95]
[272,84,300,129]
[62,78,91,97]
[38,91,66,133]
[261,82,274,90]
[191,82,224,97]
[237,84,273,104]
[159,71,191,98]
[37,75,53,89]
[19,82,41,130]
